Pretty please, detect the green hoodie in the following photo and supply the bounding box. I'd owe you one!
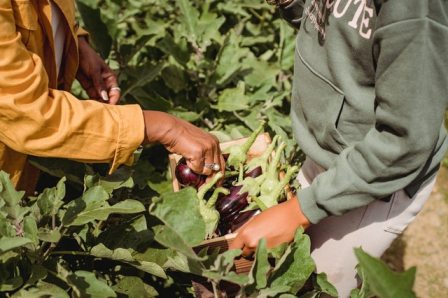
[280,0,448,223]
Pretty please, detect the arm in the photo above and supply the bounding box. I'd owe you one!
[298,2,448,223]
[0,1,223,176]
[230,1,448,253]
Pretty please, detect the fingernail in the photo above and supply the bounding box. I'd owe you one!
[100,90,109,102]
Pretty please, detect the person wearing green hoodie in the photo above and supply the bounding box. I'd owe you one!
[230,0,448,295]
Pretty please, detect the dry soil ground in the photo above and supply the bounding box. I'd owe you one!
[382,166,448,297]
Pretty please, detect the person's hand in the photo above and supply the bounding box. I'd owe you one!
[229,197,310,257]
[76,36,121,105]
[142,111,225,176]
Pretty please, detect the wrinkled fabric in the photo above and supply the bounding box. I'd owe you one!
[0,0,145,189]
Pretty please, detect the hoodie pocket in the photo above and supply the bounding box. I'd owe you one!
[293,49,348,152]
[11,0,38,46]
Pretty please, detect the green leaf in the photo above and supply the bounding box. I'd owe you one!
[269,229,315,294]
[84,167,134,194]
[37,228,61,243]
[202,249,249,286]
[354,248,417,298]
[315,272,338,297]
[162,64,188,93]
[250,238,270,290]
[149,188,206,246]
[112,276,158,297]
[212,81,250,112]
[76,0,112,58]
[37,177,66,217]
[152,225,203,261]
[177,0,199,42]
[0,171,28,222]
[23,216,39,246]
[67,270,116,298]
[28,157,85,185]
[122,61,165,97]
[0,237,32,254]
[163,251,204,276]
[11,281,69,298]
[62,186,145,226]
[90,243,167,279]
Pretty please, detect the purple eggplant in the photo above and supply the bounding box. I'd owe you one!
[175,158,206,189]
[215,185,249,218]
[244,166,262,179]
[230,210,260,232]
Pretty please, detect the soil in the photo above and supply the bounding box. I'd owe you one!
[381,165,448,297]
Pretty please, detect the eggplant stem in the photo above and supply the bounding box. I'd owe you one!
[240,121,265,155]
[197,172,223,201]
[267,141,286,178]
[206,187,230,209]
[272,166,299,202]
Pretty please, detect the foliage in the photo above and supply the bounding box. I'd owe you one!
[5,0,416,296]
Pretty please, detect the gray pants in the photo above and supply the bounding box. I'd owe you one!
[298,158,436,297]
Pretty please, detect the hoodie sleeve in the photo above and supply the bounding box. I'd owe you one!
[297,1,448,223]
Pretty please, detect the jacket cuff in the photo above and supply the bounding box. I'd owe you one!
[108,104,145,174]
[297,186,328,224]
[76,25,90,41]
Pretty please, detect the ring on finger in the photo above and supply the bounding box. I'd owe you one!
[204,162,220,171]
[110,86,121,92]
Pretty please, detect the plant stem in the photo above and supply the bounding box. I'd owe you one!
[50,250,91,256]
[206,187,229,209]
[197,172,223,201]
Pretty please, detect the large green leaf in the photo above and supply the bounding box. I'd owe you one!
[212,81,250,112]
[149,187,206,246]
[76,0,113,58]
[62,186,145,226]
[90,243,167,279]
[11,281,69,298]
[0,237,32,254]
[269,229,315,294]
[0,171,28,222]
[37,177,66,217]
[112,276,158,298]
[67,271,116,298]
[354,248,417,298]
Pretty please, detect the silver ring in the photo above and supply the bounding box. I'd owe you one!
[110,86,121,92]
[204,163,220,171]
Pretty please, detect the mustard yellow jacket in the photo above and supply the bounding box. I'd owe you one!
[0,0,145,190]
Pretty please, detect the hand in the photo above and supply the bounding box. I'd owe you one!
[229,197,310,257]
[76,36,121,105]
[142,111,225,176]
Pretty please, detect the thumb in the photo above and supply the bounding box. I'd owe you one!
[229,232,245,250]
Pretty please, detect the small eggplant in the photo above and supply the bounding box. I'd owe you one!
[244,166,262,179]
[215,185,249,218]
[230,210,260,232]
[175,158,206,189]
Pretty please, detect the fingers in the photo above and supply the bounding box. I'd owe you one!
[92,71,109,102]
[103,68,121,105]
[230,230,255,259]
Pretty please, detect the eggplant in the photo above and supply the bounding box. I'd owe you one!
[244,166,262,179]
[215,185,249,218]
[230,210,260,232]
[175,158,206,189]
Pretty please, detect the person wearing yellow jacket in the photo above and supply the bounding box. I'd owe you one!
[0,0,224,191]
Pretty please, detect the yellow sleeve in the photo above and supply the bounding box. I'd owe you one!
[75,23,89,40]
[0,1,145,173]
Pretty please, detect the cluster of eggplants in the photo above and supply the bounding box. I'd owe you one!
[174,122,274,235]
